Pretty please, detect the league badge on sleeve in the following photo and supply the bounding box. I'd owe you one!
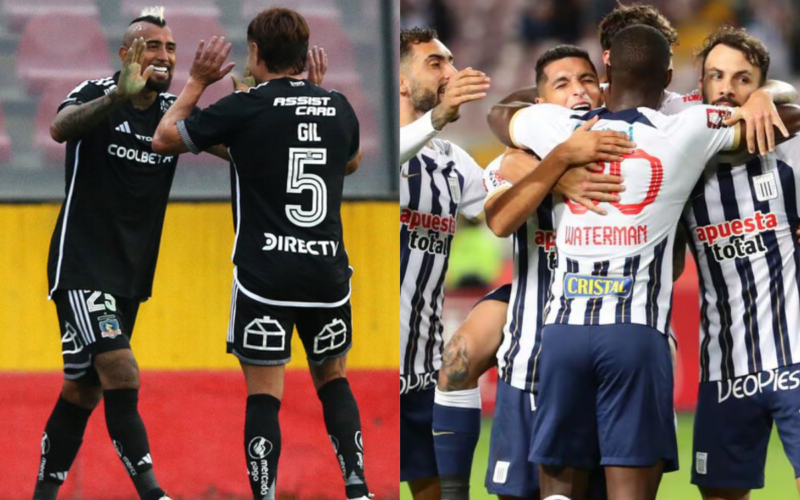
[98,315,122,339]
[706,108,731,129]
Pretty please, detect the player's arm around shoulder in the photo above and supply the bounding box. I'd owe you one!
[486,118,633,237]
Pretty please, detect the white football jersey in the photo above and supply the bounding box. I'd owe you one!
[682,137,800,382]
[482,157,557,392]
[510,103,737,334]
[400,138,485,393]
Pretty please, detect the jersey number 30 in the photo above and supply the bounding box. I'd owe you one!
[565,149,663,215]
[287,148,327,227]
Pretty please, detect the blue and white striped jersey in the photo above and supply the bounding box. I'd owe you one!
[683,138,800,382]
[400,138,485,393]
[510,104,737,335]
[483,156,556,392]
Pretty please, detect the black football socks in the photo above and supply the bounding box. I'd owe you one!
[33,396,93,500]
[245,394,282,500]
[103,388,164,500]
[317,378,370,499]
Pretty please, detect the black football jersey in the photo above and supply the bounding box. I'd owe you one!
[179,78,360,305]
[47,73,183,299]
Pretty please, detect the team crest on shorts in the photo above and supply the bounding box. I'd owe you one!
[98,315,122,339]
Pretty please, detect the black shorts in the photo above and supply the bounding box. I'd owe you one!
[227,281,353,366]
[52,289,140,383]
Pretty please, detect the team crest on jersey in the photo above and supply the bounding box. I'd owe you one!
[753,172,779,201]
[564,274,633,298]
[706,108,731,129]
[98,315,121,338]
[160,97,173,114]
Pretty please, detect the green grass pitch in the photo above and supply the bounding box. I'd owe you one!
[401,413,797,499]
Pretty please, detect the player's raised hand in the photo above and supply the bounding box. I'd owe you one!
[231,68,256,92]
[723,89,790,155]
[431,67,491,130]
[117,37,155,100]
[190,36,236,87]
[554,166,625,216]
[558,116,636,166]
[306,46,328,86]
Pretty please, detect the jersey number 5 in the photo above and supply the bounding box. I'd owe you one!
[287,148,327,227]
[565,149,663,215]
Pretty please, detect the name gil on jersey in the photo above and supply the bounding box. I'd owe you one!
[273,96,336,116]
[564,274,633,298]
[563,225,648,246]
[107,144,174,165]
[717,367,800,403]
[262,232,339,256]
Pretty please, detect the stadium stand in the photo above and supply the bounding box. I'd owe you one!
[16,12,110,95]
[120,0,220,20]
[2,0,98,33]
[32,81,75,162]
[0,103,12,162]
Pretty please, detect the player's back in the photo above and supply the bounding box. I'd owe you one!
[510,103,737,333]
[206,78,360,304]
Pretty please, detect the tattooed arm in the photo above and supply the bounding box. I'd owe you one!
[50,90,126,143]
[51,37,155,143]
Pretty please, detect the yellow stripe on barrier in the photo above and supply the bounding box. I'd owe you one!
[0,202,399,370]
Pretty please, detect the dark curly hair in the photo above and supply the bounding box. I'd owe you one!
[598,2,678,51]
[400,27,439,64]
[697,25,769,85]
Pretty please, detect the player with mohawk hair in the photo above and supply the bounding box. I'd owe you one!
[30,6,213,500]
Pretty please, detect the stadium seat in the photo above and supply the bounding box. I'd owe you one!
[120,0,219,21]
[169,73,235,110]
[241,0,338,20]
[0,103,12,163]
[34,82,77,163]
[163,16,228,78]
[2,0,98,33]
[16,13,111,95]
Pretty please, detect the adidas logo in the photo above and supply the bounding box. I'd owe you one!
[137,453,152,466]
[115,121,132,134]
[49,471,68,481]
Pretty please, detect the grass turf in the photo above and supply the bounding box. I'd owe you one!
[401,413,797,499]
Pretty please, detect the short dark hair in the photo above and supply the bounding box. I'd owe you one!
[598,2,678,51]
[400,27,439,64]
[697,25,769,85]
[609,24,671,82]
[129,15,166,28]
[535,45,597,86]
[247,8,309,75]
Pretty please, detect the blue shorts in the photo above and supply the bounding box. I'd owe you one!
[692,364,800,489]
[486,380,538,496]
[531,323,677,472]
[474,284,512,307]
[401,388,437,482]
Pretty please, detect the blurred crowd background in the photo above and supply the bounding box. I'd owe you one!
[402,0,800,291]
